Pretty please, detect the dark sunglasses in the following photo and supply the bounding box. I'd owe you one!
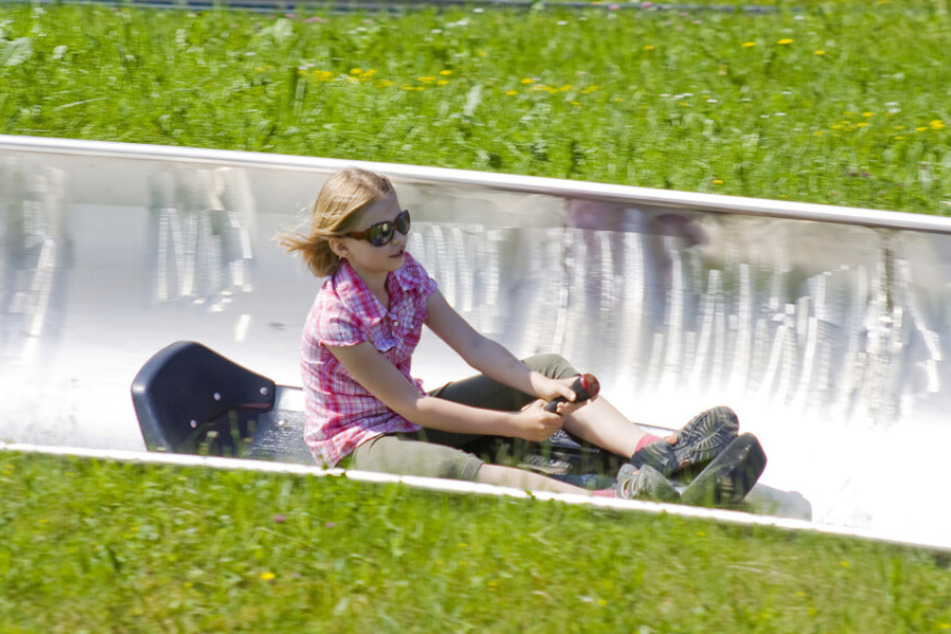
[346,209,411,246]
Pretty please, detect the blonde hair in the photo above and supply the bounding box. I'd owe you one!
[280,167,395,277]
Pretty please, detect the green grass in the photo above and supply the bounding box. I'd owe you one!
[3,2,951,629]
[1,1,949,214]
[2,450,951,633]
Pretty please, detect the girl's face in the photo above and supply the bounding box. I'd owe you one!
[336,191,408,282]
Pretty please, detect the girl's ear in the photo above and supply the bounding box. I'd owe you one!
[328,237,349,259]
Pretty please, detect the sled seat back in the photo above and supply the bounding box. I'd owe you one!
[131,340,309,462]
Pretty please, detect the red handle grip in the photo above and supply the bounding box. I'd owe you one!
[544,373,600,413]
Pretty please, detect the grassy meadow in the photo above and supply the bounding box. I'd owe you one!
[1,0,949,213]
[3,450,951,632]
[3,1,951,630]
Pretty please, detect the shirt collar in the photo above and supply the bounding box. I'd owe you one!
[385,252,417,298]
[332,254,416,320]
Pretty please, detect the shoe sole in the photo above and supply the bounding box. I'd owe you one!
[673,406,740,468]
[630,406,739,477]
[680,433,766,507]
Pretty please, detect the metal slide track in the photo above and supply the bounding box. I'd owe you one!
[2,134,951,549]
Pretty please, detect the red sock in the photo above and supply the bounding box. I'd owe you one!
[634,434,662,454]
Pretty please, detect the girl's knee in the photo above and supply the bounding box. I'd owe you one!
[522,353,578,380]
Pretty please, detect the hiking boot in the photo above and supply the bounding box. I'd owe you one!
[680,433,766,507]
[615,463,681,503]
[630,406,740,477]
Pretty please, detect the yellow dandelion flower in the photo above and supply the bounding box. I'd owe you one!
[350,68,363,75]
[506,90,518,96]
[582,85,599,94]
[777,38,793,45]
[520,78,535,84]
[571,101,581,106]
[362,69,377,78]
[742,42,756,48]
[931,120,947,130]
[559,85,572,91]
[439,69,452,76]
[260,572,276,581]
[713,179,724,185]
[597,599,608,606]
[917,126,928,132]
[856,122,868,127]
[644,45,655,51]
[814,130,824,136]
[814,50,825,55]
[894,135,904,140]
[418,76,435,84]
[377,79,395,87]
[863,112,874,117]
[437,80,450,86]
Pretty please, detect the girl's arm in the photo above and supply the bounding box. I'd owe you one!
[327,341,566,442]
[424,290,578,404]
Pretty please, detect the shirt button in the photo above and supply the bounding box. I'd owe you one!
[392,319,400,327]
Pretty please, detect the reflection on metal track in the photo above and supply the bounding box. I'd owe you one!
[2,134,950,550]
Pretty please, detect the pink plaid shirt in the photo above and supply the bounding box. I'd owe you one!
[301,252,438,467]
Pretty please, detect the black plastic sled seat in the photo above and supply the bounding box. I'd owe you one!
[131,341,312,463]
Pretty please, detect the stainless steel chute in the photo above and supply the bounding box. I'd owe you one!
[3,134,950,549]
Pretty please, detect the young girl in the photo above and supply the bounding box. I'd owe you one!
[281,167,739,499]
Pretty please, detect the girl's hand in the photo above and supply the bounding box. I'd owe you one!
[512,400,565,443]
[531,375,595,413]
[531,374,576,403]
